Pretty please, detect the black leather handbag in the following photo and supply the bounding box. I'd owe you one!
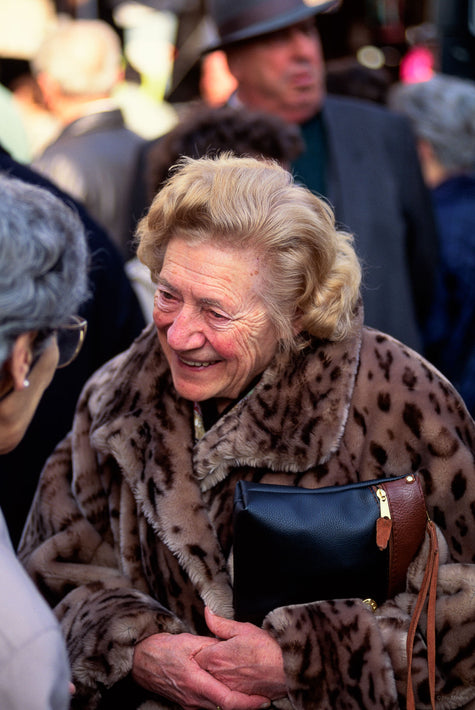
[232,472,439,710]
[233,473,428,625]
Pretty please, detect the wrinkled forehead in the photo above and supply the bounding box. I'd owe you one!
[158,237,270,311]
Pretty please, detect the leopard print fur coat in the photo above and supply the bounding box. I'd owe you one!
[19,315,475,710]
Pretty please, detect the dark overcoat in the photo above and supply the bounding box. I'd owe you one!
[295,96,440,353]
[33,108,145,259]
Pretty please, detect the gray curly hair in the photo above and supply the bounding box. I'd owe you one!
[0,175,90,367]
[388,73,475,172]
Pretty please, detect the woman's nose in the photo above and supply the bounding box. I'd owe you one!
[166,308,206,351]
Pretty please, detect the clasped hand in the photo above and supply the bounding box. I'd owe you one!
[132,607,287,710]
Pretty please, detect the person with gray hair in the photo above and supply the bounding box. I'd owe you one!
[0,174,89,709]
[389,73,475,415]
[388,73,475,184]
[31,18,145,259]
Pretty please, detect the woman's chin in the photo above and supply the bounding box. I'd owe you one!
[173,379,216,403]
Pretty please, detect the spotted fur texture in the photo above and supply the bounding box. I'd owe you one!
[19,312,475,709]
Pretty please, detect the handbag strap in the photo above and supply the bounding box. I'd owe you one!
[406,520,439,710]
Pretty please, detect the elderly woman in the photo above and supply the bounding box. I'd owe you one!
[19,155,475,710]
[0,174,89,708]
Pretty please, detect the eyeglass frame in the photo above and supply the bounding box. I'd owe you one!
[0,315,88,403]
[52,314,88,368]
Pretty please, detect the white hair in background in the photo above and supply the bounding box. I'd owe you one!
[32,17,122,96]
[388,73,475,173]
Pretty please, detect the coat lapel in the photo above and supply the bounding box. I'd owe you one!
[322,97,369,229]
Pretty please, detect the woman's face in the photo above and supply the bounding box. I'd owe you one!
[153,236,279,412]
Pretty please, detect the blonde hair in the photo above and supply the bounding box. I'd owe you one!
[137,154,361,351]
[32,18,121,96]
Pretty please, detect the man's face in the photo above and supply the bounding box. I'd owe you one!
[226,19,325,124]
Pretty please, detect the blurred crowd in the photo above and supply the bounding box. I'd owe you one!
[0,1,475,708]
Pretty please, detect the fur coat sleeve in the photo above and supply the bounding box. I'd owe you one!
[18,324,475,710]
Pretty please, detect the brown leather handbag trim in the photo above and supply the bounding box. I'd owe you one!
[374,475,428,598]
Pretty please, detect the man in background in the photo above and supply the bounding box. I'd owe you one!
[32,18,145,259]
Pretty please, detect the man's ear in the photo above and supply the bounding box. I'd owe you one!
[8,332,35,390]
[36,71,62,110]
[417,137,435,164]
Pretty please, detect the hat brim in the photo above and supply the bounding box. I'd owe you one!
[203,0,339,54]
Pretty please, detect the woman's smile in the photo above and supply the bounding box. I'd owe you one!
[177,355,220,368]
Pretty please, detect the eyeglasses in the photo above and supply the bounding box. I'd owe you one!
[0,315,88,404]
[31,314,88,369]
[54,314,88,368]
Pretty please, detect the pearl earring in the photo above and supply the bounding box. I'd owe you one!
[23,379,30,388]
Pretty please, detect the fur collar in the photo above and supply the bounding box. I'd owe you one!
[88,307,363,491]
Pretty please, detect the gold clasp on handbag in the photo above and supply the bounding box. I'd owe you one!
[376,487,391,519]
[376,486,392,550]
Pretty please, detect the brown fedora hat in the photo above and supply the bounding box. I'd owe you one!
[205,0,340,53]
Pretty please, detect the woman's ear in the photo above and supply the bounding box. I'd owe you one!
[8,332,36,390]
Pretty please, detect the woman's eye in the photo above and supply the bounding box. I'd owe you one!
[159,290,175,301]
[208,309,229,322]
[156,289,178,307]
